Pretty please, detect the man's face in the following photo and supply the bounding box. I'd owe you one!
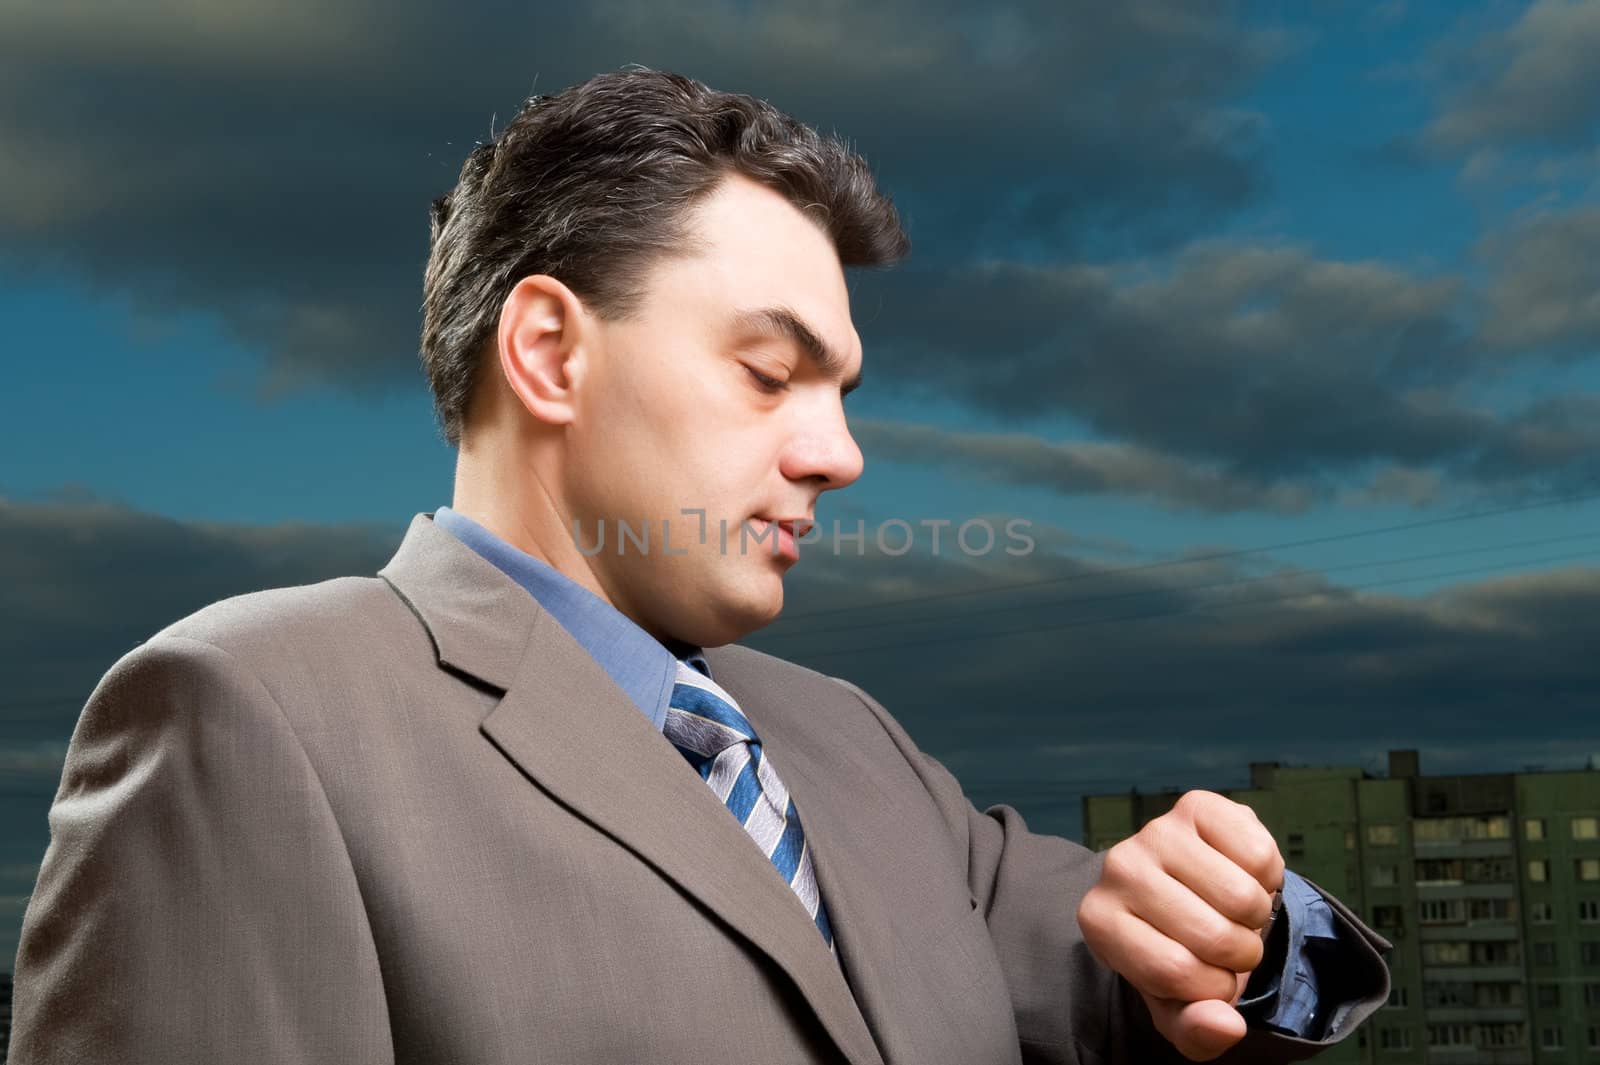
[564,173,866,648]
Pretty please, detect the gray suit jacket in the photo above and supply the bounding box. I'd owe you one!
[10,513,1389,1064]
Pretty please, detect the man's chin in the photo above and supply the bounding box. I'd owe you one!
[711,581,785,643]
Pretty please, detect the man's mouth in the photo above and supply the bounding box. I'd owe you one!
[749,516,813,560]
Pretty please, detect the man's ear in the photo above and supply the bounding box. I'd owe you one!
[497,274,590,426]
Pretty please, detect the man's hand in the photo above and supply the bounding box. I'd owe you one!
[1077,790,1285,1062]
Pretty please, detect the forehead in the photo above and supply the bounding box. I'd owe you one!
[644,174,861,363]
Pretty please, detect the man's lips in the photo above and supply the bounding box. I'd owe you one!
[749,516,812,559]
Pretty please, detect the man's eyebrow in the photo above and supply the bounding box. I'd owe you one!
[730,306,863,397]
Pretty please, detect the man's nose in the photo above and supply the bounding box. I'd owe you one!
[783,405,864,492]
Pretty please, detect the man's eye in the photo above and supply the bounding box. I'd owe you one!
[746,367,787,393]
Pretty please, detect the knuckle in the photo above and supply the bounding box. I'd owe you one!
[1204,920,1262,972]
[1102,841,1139,884]
[1225,881,1271,925]
[1240,835,1282,879]
[1077,889,1108,935]
[1149,943,1198,999]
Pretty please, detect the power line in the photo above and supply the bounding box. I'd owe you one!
[763,547,1600,662]
[766,529,1600,644]
[770,483,1600,627]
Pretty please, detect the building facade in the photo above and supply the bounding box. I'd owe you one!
[1082,751,1600,1064]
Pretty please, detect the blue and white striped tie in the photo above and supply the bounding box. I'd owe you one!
[664,658,836,953]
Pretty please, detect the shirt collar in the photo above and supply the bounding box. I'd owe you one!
[432,506,707,730]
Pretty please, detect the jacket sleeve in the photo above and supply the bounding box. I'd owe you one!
[9,635,395,1064]
[830,676,1391,1065]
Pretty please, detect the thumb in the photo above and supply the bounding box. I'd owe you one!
[1141,988,1248,1063]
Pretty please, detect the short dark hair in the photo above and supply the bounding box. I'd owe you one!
[420,66,910,446]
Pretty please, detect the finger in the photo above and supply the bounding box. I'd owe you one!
[1144,814,1278,930]
[1142,991,1248,1062]
[1080,901,1240,1004]
[1180,791,1285,894]
[1127,867,1265,975]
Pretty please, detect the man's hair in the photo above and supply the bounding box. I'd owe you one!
[420,66,911,445]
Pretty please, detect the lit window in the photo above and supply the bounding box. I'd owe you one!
[1368,824,1398,846]
[1526,817,1546,840]
[1530,859,1550,882]
[1580,858,1600,882]
[1573,817,1599,840]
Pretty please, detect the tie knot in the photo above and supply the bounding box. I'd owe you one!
[664,660,758,758]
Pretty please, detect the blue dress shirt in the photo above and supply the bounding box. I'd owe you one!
[431,505,1342,1038]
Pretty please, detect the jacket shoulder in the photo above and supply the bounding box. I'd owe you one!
[132,575,415,672]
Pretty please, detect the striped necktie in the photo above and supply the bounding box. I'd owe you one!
[663,658,836,953]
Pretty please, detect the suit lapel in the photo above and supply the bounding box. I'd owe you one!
[704,653,907,1060]
[379,515,884,1065]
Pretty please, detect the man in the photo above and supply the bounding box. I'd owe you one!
[10,68,1389,1064]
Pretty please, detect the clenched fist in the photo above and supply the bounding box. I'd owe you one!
[1077,790,1284,1062]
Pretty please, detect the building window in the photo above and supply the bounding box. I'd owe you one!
[1585,983,1600,1007]
[1538,984,1562,1008]
[1413,815,1509,842]
[1368,824,1399,846]
[1542,1025,1564,1051]
[1478,982,1522,1007]
[1416,858,1463,883]
[1480,1022,1524,1048]
[1423,941,1471,966]
[1373,904,1405,928]
[1580,858,1600,882]
[1428,1023,1472,1048]
[1534,942,1559,967]
[1473,941,1520,966]
[1345,828,1355,851]
[1527,817,1546,840]
[1371,864,1398,887]
[1574,817,1599,840]
[1420,899,1463,924]
[1467,856,1514,882]
[1582,899,1600,924]
[1379,1026,1411,1050]
[1589,1025,1600,1052]
[1287,832,1304,860]
[1468,897,1514,922]
[1582,942,1600,966]
[1530,858,1551,882]
[1424,982,1473,1009]
[1532,900,1555,923]
[1385,986,1408,1008]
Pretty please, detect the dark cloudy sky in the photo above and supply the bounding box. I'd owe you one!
[4,0,1600,968]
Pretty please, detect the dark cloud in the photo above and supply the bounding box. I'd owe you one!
[848,241,1600,501]
[1479,207,1600,358]
[849,416,1325,513]
[1423,0,1600,156]
[0,491,403,723]
[0,0,1280,401]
